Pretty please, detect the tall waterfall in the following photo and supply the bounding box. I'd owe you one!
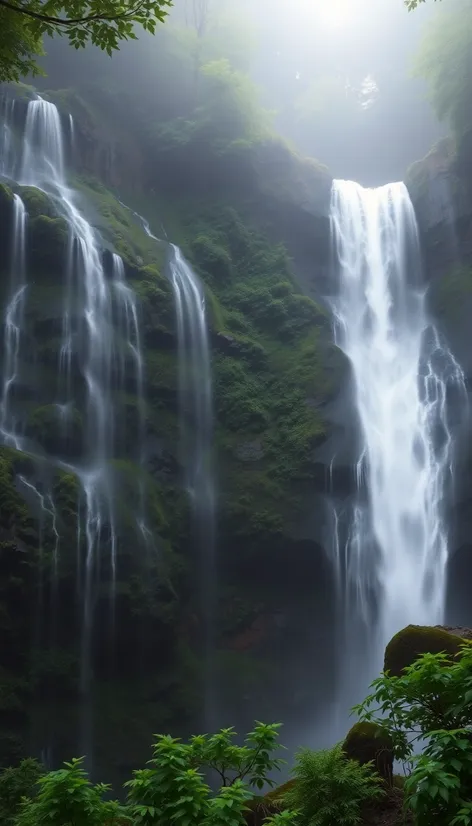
[0,95,147,759]
[330,180,466,695]
[137,218,216,725]
[169,246,216,724]
[1,194,27,448]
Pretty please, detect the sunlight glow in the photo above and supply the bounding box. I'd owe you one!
[318,0,352,28]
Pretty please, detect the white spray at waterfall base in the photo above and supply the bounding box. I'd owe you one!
[330,180,466,702]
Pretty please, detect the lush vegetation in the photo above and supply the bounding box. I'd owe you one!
[413,0,472,138]
[4,638,472,825]
[0,1,172,82]
[3,724,295,826]
[355,639,472,826]
[284,745,384,826]
[406,0,443,9]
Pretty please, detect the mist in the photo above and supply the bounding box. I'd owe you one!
[1,0,472,809]
[37,0,445,185]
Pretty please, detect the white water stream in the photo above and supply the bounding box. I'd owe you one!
[331,180,466,682]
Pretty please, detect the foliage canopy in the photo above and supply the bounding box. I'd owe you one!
[354,641,472,826]
[412,0,472,137]
[0,0,173,81]
[6,723,295,826]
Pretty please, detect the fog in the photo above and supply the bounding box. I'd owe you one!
[37,0,447,186]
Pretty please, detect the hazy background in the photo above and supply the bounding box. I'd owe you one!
[37,0,446,186]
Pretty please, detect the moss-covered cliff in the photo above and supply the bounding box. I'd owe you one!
[0,75,348,783]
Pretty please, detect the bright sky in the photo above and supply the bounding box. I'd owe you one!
[318,0,354,28]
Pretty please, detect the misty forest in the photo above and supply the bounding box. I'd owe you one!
[1,0,472,824]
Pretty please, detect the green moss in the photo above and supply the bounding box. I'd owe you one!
[0,184,14,232]
[134,269,175,345]
[16,187,58,220]
[0,449,31,535]
[343,722,393,783]
[384,624,465,677]
[53,471,79,521]
[429,265,472,328]
[25,405,83,455]
[74,175,165,268]
[190,233,233,281]
[28,215,68,270]
[0,183,14,208]
[215,356,270,433]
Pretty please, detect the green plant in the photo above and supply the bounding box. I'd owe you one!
[0,1,172,82]
[0,758,43,825]
[16,757,128,826]
[354,642,472,825]
[125,723,293,825]
[412,0,472,137]
[284,745,384,826]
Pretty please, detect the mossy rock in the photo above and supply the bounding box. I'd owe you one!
[17,186,58,220]
[0,182,14,212]
[28,215,68,270]
[245,779,295,826]
[343,721,393,783]
[25,404,83,459]
[384,624,465,677]
[0,183,14,240]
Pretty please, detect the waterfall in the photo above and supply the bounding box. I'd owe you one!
[0,94,147,761]
[0,194,27,449]
[330,179,466,702]
[133,210,216,723]
[169,244,216,726]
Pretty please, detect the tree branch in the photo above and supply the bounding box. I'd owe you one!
[0,0,154,28]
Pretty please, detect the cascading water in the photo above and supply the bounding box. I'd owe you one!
[169,246,216,726]
[136,212,217,725]
[330,179,466,705]
[1,194,27,448]
[0,93,147,761]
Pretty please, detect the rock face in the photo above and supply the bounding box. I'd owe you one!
[0,82,344,782]
[406,134,472,630]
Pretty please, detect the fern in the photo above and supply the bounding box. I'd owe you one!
[284,745,384,826]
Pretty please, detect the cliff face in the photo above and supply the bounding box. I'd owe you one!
[406,132,472,631]
[0,83,348,782]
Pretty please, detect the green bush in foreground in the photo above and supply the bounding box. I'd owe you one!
[284,744,384,826]
[354,641,472,826]
[15,758,127,826]
[8,724,296,826]
[0,758,44,826]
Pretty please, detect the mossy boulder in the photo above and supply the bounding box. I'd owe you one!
[0,183,14,246]
[28,215,69,270]
[245,779,295,826]
[343,721,393,784]
[384,624,465,677]
[17,186,58,220]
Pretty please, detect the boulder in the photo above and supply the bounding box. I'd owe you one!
[384,624,467,677]
[342,721,393,784]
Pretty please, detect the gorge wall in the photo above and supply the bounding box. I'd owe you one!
[405,129,472,630]
[0,76,471,786]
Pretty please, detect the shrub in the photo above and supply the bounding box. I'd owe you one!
[0,758,43,825]
[126,723,289,826]
[15,757,127,826]
[354,641,472,826]
[283,744,384,826]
